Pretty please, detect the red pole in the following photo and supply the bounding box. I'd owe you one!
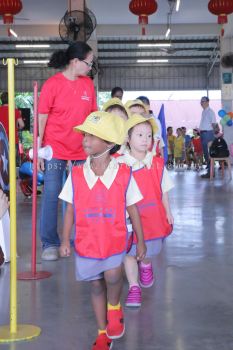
[31,81,38,275]
[17,82,51,280]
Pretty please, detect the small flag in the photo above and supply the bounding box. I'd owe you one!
[158,104,168,163]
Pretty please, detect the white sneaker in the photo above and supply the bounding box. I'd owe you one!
[41,247,59,261]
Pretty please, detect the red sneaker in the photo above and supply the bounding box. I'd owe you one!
[92,333,113,350]
[106,307,125,339]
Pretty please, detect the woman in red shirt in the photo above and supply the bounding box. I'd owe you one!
[38,41,97,261]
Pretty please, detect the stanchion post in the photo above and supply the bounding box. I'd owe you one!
[17,82,51,281]
[0,58,41,343]
[31,82,38,275]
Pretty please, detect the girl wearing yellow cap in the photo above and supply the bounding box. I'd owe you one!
[59,111,146,350]
[117,114,174,308]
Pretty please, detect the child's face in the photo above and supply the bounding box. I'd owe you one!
[129,105,145,115]
[129,122,153,154]
[168,128,173,135]
[108,107,128,121]
[177,129,182,136]
[182,128,186,135]
[82,133,111,156]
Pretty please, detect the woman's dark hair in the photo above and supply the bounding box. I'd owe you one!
[1,92,8,105]
[48,41,92,69]
[111,87,123,98]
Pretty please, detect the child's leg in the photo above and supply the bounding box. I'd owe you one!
[124,255,139,287]
[138,256,154,287]
[104,266,125,339]
[91,278,107,331]
[124,255,142,307]
[104,265,123,305]
[91,279,114,350]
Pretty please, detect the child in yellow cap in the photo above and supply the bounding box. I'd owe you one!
[117,114,174,308]
[125,99,164,157]
[125,99,147,115]
[59,111,146,350]
[102,98,128,121]
[102,98,129,156]
[136,96,165,157]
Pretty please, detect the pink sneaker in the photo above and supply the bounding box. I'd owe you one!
[125,285,142,307]
[139,262,154,288]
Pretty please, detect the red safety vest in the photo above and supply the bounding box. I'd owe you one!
[72,163,132,259]
[133,156,172,243]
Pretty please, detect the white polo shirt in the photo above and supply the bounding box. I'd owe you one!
[199,107,216,131]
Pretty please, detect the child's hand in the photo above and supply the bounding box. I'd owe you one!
[59,241,71,258]
[167,212,174,225]
[136,240,147,261]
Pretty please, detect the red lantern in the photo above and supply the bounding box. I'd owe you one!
[129,0,158,35]
[0,0,23,24]
[208,0,233,25]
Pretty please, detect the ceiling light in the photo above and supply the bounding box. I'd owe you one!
[23,60,49,64]
[176,0,181,12]
[137,59,169,63]
[16,44,51,48]
[138,43,171,47]
[165,27,171,38]
[9,29,18,38]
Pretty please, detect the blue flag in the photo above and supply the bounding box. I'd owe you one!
[158,104,168,163]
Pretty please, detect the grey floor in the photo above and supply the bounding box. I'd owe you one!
[1,168,233,350]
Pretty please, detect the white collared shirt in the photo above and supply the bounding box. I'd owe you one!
[199,107,216,131]
[59,156,142,207]
[117,152,174,193]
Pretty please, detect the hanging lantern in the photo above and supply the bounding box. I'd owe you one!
[129,0,158,35]
[0,0,23,24]
[208,0,233,25]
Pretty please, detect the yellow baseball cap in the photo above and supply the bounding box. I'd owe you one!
[126,114,158,134]
[74,111,126,145]
[102,98,124,111]
[125,99,147,111]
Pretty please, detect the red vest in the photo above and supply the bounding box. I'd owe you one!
[133,156,172,242]
[72,163,132,259]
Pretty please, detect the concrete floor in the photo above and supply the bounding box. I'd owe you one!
[1,169,233,350]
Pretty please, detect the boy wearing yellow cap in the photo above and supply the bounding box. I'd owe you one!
[117,114,174,308]
[59,111,146,350]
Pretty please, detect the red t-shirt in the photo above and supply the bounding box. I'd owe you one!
[38,73,97,160]
[0,105,22,143]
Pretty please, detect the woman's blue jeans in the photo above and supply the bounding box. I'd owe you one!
[40,158,84,249]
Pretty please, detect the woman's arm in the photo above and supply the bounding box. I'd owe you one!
[38,113,48,171]
[127,204,146,261]
[38,113,48,148]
